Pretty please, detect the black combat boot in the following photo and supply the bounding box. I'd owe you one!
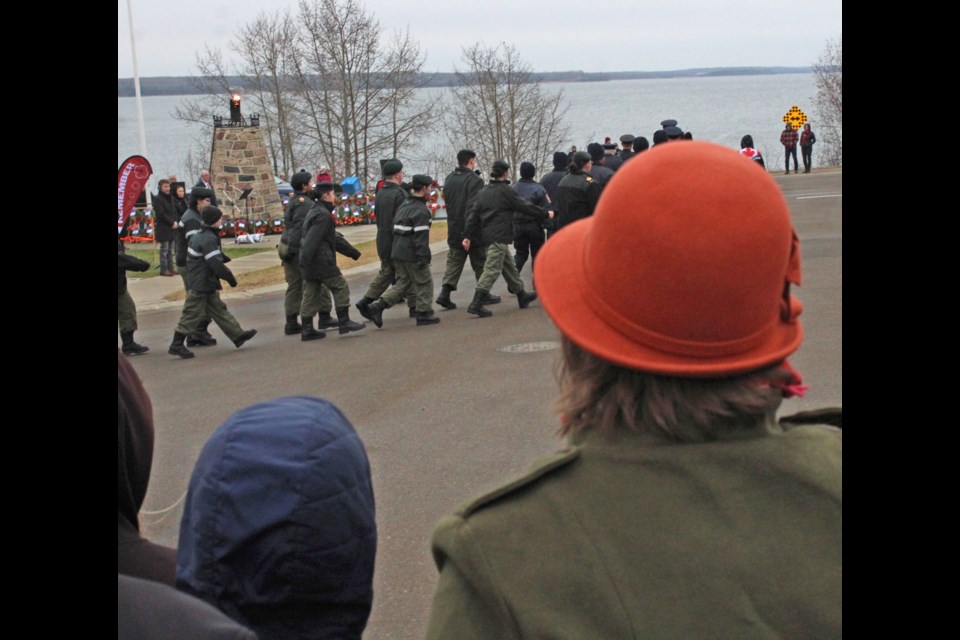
[409,306,418,318]
[436,285,456,310]
[366,299,389,328]
[168,331,195,359]
[233,329,258,348]
[316,312,340,329]
[467,290,493,317]
[517,290,538,309]
[479,291,501,305]
[301,316,326,341]
[416,310,441,326]
[336,306,366,335]
[187,319,217,347]
[120,331,149,356]
[284,314,302,335]
[355,297,375,321]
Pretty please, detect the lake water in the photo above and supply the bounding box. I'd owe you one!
[118,73,824,184]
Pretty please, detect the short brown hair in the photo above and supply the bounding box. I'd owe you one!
[555,337,788,442]
[158,179,170,188]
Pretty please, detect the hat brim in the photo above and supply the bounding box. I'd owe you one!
[534,219,803,378]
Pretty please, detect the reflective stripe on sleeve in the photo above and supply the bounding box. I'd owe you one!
[187,247,203,257]
[394,224,413,232]
[413,225,430,232]
[204,249,222,259]
[185,229,200,238]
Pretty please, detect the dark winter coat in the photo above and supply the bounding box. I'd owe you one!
[391,196,432,265]
[374,182,407,259]
[300,201,342,281]
[119,238,150,295]
[279,193,313,259]
[176,396,377,640]
[556,169,602,231]
[172,195,188,222]
[443,167,484,248]
[511,179,549,224]
[588,162,615,188]
[175,207,203,267]
[464,180,546,246]
[186,226,236,292]
[539,170,565,214]
[153,191,177,242]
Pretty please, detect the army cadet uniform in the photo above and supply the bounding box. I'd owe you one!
[463,160,540,317]
[366,175,439,327]
[355,159,416,320]
[618,133,637,163]
[169,207,257,358]
[118,237,150,355]
[555,151,602,231]
[175,187,217,346]
[437,158,496,310]
[586,142,615,188]
[298,188,366,339]
[278,172,323,335]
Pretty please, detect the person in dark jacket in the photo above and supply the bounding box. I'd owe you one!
[618,134,636,163]
[740,134,766,168]
[602,138,623,172]
[118,349,176,585]
[176,396,377,640]
[435,150,498,311]
[366,175,440,328]
[556,151,601,232]
[194,169,218,206]
[462,160,541,317]
[299,182,366,339]
[800,123,816,173]
[587,142,615,188]
[539,151,567,239]
[168,206,257,358]
[175,187,217,347]
[119,237,151,355]
[355,159,416,321]
[172,183,188,223]
[153,179,178,276]
[511,162,551,274]
[278,171,317,336]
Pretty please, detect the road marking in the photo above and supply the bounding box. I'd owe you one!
[796,194,842,200]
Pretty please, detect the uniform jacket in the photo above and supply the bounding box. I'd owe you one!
[186,226,235,292]
[175,207,203,267]
[426,412,842,640]
[152,191,177,242]
[443,167,484,248]
[464,180,546,246]
[118,350,177,586]
[119,238,150,295]
[588,162,615,188]
[374,182,407,259]
[279,194,313,259]
[556,169,602,230]
[299,200,341,281]
[539,170,565,214]
[511,178,549,225]
[391,196,432,264]
[176,396,377,640]
[603,153,623,172]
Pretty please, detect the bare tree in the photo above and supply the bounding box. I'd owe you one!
[447,42,570,179]
[813,36,842,166]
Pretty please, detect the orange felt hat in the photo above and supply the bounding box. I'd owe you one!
[534,141,803,377]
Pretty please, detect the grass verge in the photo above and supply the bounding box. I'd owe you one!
[126,244,275,279]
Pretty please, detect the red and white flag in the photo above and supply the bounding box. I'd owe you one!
[118,155,153,234]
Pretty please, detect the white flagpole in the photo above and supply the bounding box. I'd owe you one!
[125,0,151,205]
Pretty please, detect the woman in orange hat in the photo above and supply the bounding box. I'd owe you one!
[425,141,841,640]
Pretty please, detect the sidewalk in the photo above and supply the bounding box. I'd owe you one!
[127,224,450,312]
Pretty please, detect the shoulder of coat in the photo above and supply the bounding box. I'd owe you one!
[584,175,593,182]
[459,448,580,518]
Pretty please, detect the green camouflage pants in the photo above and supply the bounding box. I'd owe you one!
[301,275,350,317]
[476,243,525,294]
[118,290,138,333]
[176,290,244,341]
[382,261,434,312]
[441,245,486,290]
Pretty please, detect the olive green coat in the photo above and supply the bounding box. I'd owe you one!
[426,413,842,640]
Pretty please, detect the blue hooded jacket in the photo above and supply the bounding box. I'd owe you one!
[176,396,377,640]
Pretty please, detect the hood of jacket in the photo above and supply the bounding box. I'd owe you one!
[176,396,377,640]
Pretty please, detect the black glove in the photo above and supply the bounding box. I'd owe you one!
[134,260,151,272]
[223,254,232,263]
[226,276,238,288]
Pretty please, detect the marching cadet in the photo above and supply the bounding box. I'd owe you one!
[556,151,602,231]
[278,171,323,336]
[175,187,217,347]
[169,206,257,358]
[365,175,440,328]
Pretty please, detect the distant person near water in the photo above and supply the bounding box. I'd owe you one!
[740,134,766,168]
[800,123,816,173]
[780,123,800,174]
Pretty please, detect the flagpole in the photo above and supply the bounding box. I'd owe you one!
[125,0,151,205]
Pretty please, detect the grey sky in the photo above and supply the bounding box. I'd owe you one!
[118,0,842,78]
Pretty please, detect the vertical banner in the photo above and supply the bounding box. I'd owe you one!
[118,155,153,234]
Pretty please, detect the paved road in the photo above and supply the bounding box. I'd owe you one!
[123,169,841,640]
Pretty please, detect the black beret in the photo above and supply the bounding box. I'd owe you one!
[587,142,604,161]
[313,181,335,193]
[410,174,433,188]
[201,205,223,226]
[572,150,592,167]
[191,186,215,199]
[291,171,313,190]
[492,159,510,171]
[382,159,403,176]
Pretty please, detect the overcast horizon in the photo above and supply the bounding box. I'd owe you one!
[118,0,841,79]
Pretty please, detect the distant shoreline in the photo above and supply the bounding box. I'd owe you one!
[118,67,811,98]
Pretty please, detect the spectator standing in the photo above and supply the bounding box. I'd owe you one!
[800,123,817,173]
[194,169,218,206]
[780,123,800,174]
[153,179,177,276]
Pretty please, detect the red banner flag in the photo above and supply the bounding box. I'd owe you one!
[118,155,153,234]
